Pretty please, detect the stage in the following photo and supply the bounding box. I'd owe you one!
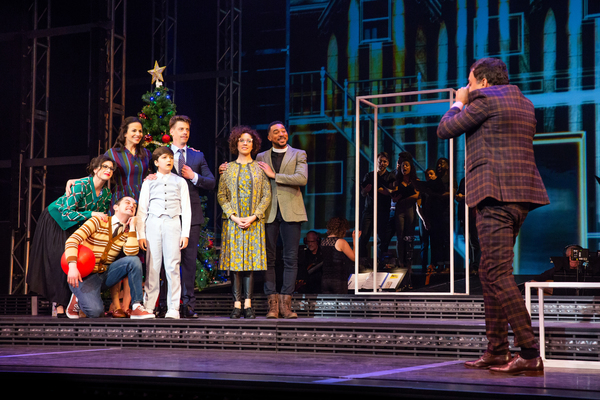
[1,342,599,399]
[1,293,600,399]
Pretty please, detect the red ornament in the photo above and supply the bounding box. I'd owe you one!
[208,239,213,249]
[161,134,171,143]
[144,134,152,143]
[61,245,96,278]
[139,112,147,120]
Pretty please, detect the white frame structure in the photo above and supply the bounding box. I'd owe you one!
[525,281,600,369]
[354,88,472,295]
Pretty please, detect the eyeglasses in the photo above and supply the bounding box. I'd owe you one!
[238,138,253,144]
[101,164,116,172]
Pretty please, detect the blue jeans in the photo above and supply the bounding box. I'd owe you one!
[69,256,143,318]
[264,209,302,296]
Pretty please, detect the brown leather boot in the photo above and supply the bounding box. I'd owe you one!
[266,294,279,319]
[278,294,297,319]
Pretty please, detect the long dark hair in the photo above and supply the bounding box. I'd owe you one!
[397,153,417,184]
[113,116,147,159]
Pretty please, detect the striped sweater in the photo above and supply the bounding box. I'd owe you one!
[65,216,139,274]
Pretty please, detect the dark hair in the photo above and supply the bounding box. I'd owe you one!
[397,157,417,183]
[470,58,509,86]
[114,195,136,207]
[326,217,349,238]
[268,121,285,133]
[151,146,174,172]
[87,155,115,176]
[228,125,262,158]
[169,115,191,130]
[113,116,146,159]
[377,152,389,161]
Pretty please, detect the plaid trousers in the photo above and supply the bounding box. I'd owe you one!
[476,200,538,354]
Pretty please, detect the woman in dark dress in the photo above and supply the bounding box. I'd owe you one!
[390,154,419,268]
[321,217,359,294]
[27,155,114,316]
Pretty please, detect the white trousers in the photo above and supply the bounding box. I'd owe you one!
[144,214,182,311]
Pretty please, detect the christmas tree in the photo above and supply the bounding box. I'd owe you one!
[195,196,223,291]
[139,62,223,292]
[139,61,177,152]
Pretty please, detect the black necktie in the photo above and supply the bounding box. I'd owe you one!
[113,222,121,237]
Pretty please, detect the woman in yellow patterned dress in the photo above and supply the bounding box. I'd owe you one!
[218,126,271,319]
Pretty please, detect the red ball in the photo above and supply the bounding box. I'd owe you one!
[144,134,153,142]
[161,134,171,143]
[61,245,96,278]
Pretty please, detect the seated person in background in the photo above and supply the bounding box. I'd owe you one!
[297,230,323,294]
[321,217,360,294]
[530,245,600,296]
[65,196,154,319]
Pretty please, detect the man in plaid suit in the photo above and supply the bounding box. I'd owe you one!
[437,58,550,375]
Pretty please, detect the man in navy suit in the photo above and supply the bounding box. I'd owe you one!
[437,58,549,375]
[169,115,215,318]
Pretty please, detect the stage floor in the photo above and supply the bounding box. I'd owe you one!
[1,345,599,399]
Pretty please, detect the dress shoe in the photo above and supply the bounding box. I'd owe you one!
[230,307,242,319]
[181,304,199,319]
[465,351,512,369]
[489,354,544,376]
[156,306,167,318]
[112,308,128,318]
[243,307,256,319]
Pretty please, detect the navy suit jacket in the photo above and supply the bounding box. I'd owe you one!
[437,85,549,210]
[174,146,216,225]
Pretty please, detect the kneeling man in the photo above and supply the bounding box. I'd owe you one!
[65,196,154,319]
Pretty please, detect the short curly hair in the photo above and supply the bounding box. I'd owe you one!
[470,57,509,86]
[325,216,349,238]
[228,125,262,158]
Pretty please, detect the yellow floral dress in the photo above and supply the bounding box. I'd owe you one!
[218,161,271,271]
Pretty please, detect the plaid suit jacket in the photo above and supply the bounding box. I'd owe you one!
[437,85,550,210]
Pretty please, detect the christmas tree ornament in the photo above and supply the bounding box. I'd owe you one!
[161,134,171,143]
[147,61,166,85]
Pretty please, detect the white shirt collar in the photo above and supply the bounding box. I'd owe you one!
[272,146,288,153]
[171,143,187,152]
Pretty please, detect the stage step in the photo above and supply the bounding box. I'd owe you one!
[0,315,598,361]
[2,294,600,322]
[1,293,600,362]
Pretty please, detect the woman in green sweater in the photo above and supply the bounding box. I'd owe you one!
[27,155,115,317]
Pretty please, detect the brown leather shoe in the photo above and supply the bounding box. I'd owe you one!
[489,354,544,376]
[112,308,128,318]
[278,294,298,319]
[465,351,512,369]
[266,294,279,319]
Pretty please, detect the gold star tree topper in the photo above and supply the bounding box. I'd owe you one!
[147,61,166,86]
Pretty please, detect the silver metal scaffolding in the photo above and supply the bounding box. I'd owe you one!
[9,0,127,294]
[214,0,242,234]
